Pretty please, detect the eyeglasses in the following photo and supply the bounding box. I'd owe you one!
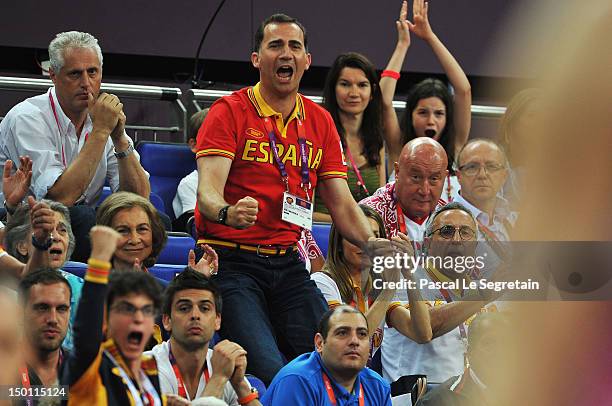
[430,225,476,240]
[458,162,505,177]
[111,302,157,318]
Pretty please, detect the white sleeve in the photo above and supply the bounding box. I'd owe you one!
[173,170,198,218]
[2,113,64,200]
[311,272,343,304]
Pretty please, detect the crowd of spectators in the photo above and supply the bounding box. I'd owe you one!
[0,0,562,404]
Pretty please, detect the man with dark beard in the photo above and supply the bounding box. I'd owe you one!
[147,269,260,405]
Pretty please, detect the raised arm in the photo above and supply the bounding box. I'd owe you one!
[381,0,411,166]
[2,156,32,218]
[410,0,472,152]
[385,234,432,343]
[63,226,120,385]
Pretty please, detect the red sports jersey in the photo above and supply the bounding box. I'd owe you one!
[195,84,347,246]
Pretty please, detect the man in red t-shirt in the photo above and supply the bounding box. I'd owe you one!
[194,14,375,384]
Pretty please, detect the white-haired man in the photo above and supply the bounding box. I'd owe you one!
[0,31,150,261]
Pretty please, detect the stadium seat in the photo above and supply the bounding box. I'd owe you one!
[246,375,267,397]
[148,263,185,282]
[311,222,332,258]
[157,232,195,265]
[136,141,197,220]
[97,186,166,214]
[62,261,87,278]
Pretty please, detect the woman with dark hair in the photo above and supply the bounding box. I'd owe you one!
[313,52,386,222]
[311,204,431,357]
[382,0,471,199]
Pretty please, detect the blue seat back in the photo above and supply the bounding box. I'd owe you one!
[136,141,197,220]
[62,261,87,278]
[311,222,332,258]
[97,186,166,213]
[246,375,267,397]
[149,263,186,282]
[157,232,195,265]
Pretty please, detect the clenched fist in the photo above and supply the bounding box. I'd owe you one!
[227,196,258,229]
[88,92,123,134]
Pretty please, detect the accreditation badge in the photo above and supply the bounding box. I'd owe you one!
[281,191,313,230]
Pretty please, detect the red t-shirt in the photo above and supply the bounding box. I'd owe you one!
[195,85,347,246]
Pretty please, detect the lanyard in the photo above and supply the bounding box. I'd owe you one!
[344,147,370,197]
[18,365,33,406]
[446,177,453,202]
[262,116,311,200]
[168,343,210,400]
[104,347,162,406]
[49,91,89,168]
[322,372,364,406]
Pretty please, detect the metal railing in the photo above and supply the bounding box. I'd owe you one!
[1,76,507,145]
[187,88,506,118]
[0,76,188,141]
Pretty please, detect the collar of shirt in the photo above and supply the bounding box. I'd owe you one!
[454,192,516,230]
[49,87,93,139]
[250,82,304,138]
[314,351,363,401]
[425,264,471,298]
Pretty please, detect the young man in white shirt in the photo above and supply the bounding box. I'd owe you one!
[147,269,260,405]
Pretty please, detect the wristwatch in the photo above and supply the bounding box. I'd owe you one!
[217,205,231,225]
[3,200,17,216]
[31,233,53,251]
[114,143,134,159]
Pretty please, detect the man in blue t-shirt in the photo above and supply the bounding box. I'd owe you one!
[262,305,392,405]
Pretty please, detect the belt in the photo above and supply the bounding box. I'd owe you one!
[198,238,297,257]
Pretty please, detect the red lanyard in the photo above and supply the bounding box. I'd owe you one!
[322,372,364,406]
[344,147,370,197]
[19,364,33,406]
[168,343,210,400]
[49,91,89,168]
[446,177,453,202]
[262,116,311,199]
[394,195,424,252]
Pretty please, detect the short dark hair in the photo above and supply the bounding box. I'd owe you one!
[188,108,209,143]
[106,271,162,314]
[401,78,456,172]
[18,269,72,305]
[317,305,368,339]
[253,13,308,52]
[163,267,222,316]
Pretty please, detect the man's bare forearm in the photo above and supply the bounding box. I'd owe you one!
[430,300,485,338]
[116,136,150,197]
[46,130,108,205]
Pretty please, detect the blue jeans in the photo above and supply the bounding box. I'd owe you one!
[205,247,328,385]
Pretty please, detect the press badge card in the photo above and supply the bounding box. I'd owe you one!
[282,191,313,230]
